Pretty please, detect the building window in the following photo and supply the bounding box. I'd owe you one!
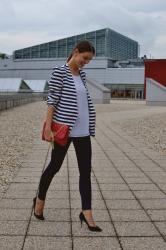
[40,43,48,58]
[31,46,40,58]
[58,39,66,58]
[14,50,22,59]
[49,41,57,58]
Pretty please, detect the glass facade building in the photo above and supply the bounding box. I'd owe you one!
[13,28,139,60]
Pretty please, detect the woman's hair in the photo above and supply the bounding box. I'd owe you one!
[67,40,95,62]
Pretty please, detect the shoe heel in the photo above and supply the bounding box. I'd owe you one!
[33,197,36,209]
[79,211,102,232]
[79,212,83,227]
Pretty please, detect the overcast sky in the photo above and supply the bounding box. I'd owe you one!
[0,0,166,58]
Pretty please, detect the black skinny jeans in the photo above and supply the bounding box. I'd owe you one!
[37,135,92,210]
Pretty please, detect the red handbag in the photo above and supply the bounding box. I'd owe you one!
[42,121,70,146]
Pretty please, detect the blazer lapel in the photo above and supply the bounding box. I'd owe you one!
[64,63,87,90]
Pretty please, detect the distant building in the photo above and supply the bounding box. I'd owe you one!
[13,28,139,61]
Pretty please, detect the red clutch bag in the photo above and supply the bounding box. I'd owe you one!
[42,121,70,146]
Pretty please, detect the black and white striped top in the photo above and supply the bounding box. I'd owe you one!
[46,62,96,137]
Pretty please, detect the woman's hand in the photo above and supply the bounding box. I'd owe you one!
[44,126,54,142]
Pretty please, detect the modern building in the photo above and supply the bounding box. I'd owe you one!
[0,27,144,102]
[13,28,139,61]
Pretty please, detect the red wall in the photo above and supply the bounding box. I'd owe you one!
[144,59,166,98]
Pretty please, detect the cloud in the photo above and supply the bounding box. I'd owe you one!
[0,0,166,58]
[116,0,166,12]
[0,31,51,53]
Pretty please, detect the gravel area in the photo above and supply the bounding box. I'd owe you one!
[0,101,46,198]
[117,112,166,154]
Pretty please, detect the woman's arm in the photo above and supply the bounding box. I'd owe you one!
[45,105,55,129]
[43,106,55,141]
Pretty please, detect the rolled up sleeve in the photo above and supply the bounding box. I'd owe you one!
[46,67,63,108]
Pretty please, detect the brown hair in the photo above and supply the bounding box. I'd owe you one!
[67,40,95,62]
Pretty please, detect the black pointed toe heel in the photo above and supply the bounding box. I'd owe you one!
[33,197,45,220]
[79,212,102,232]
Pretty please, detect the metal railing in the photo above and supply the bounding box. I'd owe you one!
[0,92,48,111]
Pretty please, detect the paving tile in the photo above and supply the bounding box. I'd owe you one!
[23,236,72,250]
[115,166,139,171]
[11,176,41,183]
[27,221,71,236]
[157,159,166,168]
[120,237,166,250]
[102,190,135,200]
[0,208,31,221]
[154,222,166,235]
[106,199,141,210]
[92,169,118,174]
[147,172,166,177]
[114,221,160,236]
[109,209,150,222]
[16,172,42,177]
[70,190,102,200]
[70,183,99,191]
[72,222,115,236]
[69,177,96,184]
[158,183,166,190]
[128,183,159,191]
[146,210,166,221]
[7,183,38,191]
[99,183,130,191]
[95,172,121,178]
[0,221,28,235]
[0,198,34,209]
[133,159,160,168]
[0,236,24,250]
[4,190,37,199]
[71,209,110,221]
[20,163,44,169]
[143,167,164,172]
[120,171,146,178]
[45,183,69,190]
[150,177,166,183]
[124,177,152,184]
[140,199,166,209]
[31,208,70,221]
[133,190,166,199]
[73,237,121,250]
[44,198,70,209]
[18,168,44,173]
[97,177,125,184]
[70,199,106,209]
[46,190,69,199]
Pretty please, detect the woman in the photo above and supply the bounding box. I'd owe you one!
[33,40,102,232]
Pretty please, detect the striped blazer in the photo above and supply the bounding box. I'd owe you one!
[46,62,96,137]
